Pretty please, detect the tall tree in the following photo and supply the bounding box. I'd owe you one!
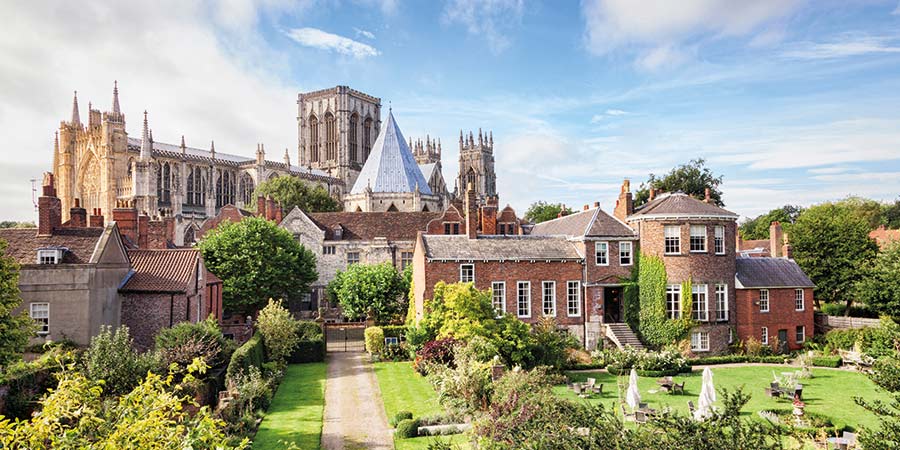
[884,198,900,229]
[856,241,900,319]
[254,175,341,213]
[524,201,574,224]
[790,203,878,311]
[0,239,35,368]
[633,158,725,207]
[836,196,886,230]
[739,205,803,240]
[198,217,317,313]
[327,263,409,324]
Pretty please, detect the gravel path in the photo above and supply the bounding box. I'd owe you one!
[321,352,393,450]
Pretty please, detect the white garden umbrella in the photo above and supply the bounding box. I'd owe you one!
[694,367,716,420]
[626,368,641,410]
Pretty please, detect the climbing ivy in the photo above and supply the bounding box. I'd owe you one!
[622,254,641,331]
[636,253,695,348]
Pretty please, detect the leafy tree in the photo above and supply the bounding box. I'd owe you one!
[0,240,35,368]
[84,325,158,396]
[524,201,574,224]
[634,158,724,207]
[856,392,900,449]
[154,316,231,372]
[884,198,900,229]
[328,263,409,323]
[738,205,803,240]
[0,222,35,229]
[856,241,900,319]
[254,175,340,213]
[198,217,317,313]
[256,299,300,365]
[790,202,878,311]
[836,196,886,230]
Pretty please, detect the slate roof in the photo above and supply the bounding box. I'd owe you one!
[309,211,441,241]
[418,163,437,182]
[121,249,199,293]
[422,235,582,261]
[735,257,815,288]
[630,193,738,219]
[350,112,433,195]
[531,207,635,238]
[0,227,104,264]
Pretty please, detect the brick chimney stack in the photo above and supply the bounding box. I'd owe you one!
[257,196,266,216]
[265,196,276,221]
[38,172,62,236]
[782,231,793,259]
[704,188,711,203]
[769,221,784,258]
[69,198,87,227]
[113,200,140,246]
[649,188,656,202]
[89,208,104,228]
[480,204,497,235]
[614,179,634,221]
[465,182,478,239]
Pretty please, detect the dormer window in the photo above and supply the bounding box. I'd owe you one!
[37,248,63,265]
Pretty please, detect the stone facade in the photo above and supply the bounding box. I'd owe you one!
[456,129,497,204]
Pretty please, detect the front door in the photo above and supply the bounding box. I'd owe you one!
[777,329,789,353]
[604,287,623,323]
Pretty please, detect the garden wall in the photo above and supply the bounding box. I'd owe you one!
[815,313,881,333]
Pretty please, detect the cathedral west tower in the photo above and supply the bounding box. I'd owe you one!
[456,128,496,204]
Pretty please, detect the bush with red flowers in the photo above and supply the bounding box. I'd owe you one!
[413,338,460,375]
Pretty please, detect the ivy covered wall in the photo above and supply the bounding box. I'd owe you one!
[634,253,695,348]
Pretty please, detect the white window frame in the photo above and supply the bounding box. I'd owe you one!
[459,264,475,283]
[491,282,506,315]
[666,284,681,319]
[691,331,709,352]
[796,325,806,343]
[619,241,633,266]
[566,281,581,317]
[542,281,556,317]
[795,289,805,311]
[517,281,531,318]
[759,289,769,312]
[37,249,60,265]
[30,303,49,335]
[761,326,769,345]
[595,242,609,266]
[714,226,725,255]
[690,225,707,253]
[692,284,708,322]
[664,225,681,255]
[715,283,728,321]
[346,251,360,265]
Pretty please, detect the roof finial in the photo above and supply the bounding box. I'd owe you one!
[210,140,216,159]
[71,91,81,126]
[180,135,186,154]
[111,80,121,114]
[388,100,392,113]
[139,110,151,161]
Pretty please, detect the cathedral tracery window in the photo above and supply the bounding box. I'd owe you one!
[325,113,336,161]
[363,117,373,161]
[309,115,319,163]
[239,173,254,206]
[349,113,359,163]
[215,169,235,207]
[161,163,171,205]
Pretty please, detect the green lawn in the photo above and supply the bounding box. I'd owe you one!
[559,365,891,431]
[252,363,327,450]
[373,361,470,450]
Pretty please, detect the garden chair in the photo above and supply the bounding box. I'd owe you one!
[592,383,603,395]
[671,381,685,395]
[635,411,649,424]
[573,383,586,398]
[621,405,635,422]
[687,401,696,416]
[843,431,857,448]
[586,377,597,388]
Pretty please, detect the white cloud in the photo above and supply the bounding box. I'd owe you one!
[442,0,525,53]
[894,2,900,15]
[285,27,380,57]
[606,109,628,116]
[354,27,376,39]
[780,34,900,60]
[590,108,630,123]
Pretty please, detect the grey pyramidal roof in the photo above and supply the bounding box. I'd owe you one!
[351,112,433,195]
[630,193,738,219]
[735,257,815,288]
[531,207,636,238]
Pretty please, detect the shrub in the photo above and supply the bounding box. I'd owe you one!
[811,355,843,368]
[85,325,158,395]
[227,333,265,382]
[257,299,300,364]
[365,326,385,355]
[289,338,325,363]
[382,325,408,338]
[405,325,432,352]
[395,418,420,439]
[414,338,460,375]
[529,317,580,370]
[296,321,323,340]
[1,346,79,419]
[382,342,411,361]
[869,356,900,392]
[155,316,231,371]
[739,337,774,356]
[688,355,788,366]
[390,410,413,427]
[598,347,688,374]
[824,328,863,351]
[428,344,494,414]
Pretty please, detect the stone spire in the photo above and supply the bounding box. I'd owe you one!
[210,140,216,160]
[478,128,483,146]
[459,130,463,149]
[180,135,186,155]
[284,148,291,167]
[489,131,493,146]
[70,91,81,126]
[111,80,121,114]
[139,111,151,161]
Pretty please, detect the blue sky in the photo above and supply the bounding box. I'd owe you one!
[2,0,900,221]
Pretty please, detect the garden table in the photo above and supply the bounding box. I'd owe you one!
[826,437,849,450]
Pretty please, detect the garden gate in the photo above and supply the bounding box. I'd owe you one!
[323,323,366,352]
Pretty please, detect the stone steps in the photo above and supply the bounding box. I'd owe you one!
[605,323,645,350]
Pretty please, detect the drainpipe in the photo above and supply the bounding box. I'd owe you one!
[582,257,588,349]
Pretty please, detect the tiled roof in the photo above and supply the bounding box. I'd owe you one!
[121,249,199,293]
[531,207,635,238]
[422,235,582,261]
[630,193,738,219]
[735,257,814,288]
[870,226,900,249]
[738,239,771,257]
[309,211,442,241]
[0,227,103,264]
[350,112,433,195]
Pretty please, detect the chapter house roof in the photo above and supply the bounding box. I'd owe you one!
[422,235,582,261]
[350,112,433,195]
[121,249,200,293]
[418,163,437,182]
[309,211,441,241]
[0,227,105,264]
[629,193,738,220]
[735,257,815,289]
[531,207,635,238]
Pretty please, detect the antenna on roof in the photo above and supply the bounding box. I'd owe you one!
[30,178,38,212]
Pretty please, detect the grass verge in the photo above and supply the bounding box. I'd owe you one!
[252,362,327,450]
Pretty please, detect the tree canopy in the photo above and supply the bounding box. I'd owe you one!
[790,202,878,310]
[856,241,900,319]
[327,263,409,324]
[739,205,803,240]
[253,175,341,213]
[0,239,35,368]
[198,217,317,313]
[524,201,574,224]
[633,158,724,207]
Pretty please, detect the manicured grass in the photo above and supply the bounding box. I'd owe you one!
[252,363,327,450]
[559,365,891,431]
[373,361,470,450]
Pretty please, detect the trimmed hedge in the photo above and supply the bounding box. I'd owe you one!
[811,355,843,368]
[390,410,413,427]
[636,368,682,377]
[226,333,265,381]
[606,365,626,376]
[395,418,420,439]
[365,327,385,355]
[382,325,408,338]
[289,339,325,363]
[687,355,789,366]
[566,362,605,371]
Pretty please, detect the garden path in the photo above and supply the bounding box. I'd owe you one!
[321,352,393,450]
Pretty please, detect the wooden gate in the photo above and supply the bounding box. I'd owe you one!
[324,323,366,352]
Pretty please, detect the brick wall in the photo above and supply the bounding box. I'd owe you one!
[121,292,190,351]
[736,287,814,351]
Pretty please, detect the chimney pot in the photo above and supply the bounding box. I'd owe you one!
[649,188,656,201]
[583,204,589,211]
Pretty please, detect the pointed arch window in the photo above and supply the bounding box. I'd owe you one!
[325,113,337,161]
[349,113,359,163]
[186,166,195,206]
[161,163,171,205]
[363,117,373,160]
[239,173,254,206]
[156,162,163,200]
[309,115,319,163]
